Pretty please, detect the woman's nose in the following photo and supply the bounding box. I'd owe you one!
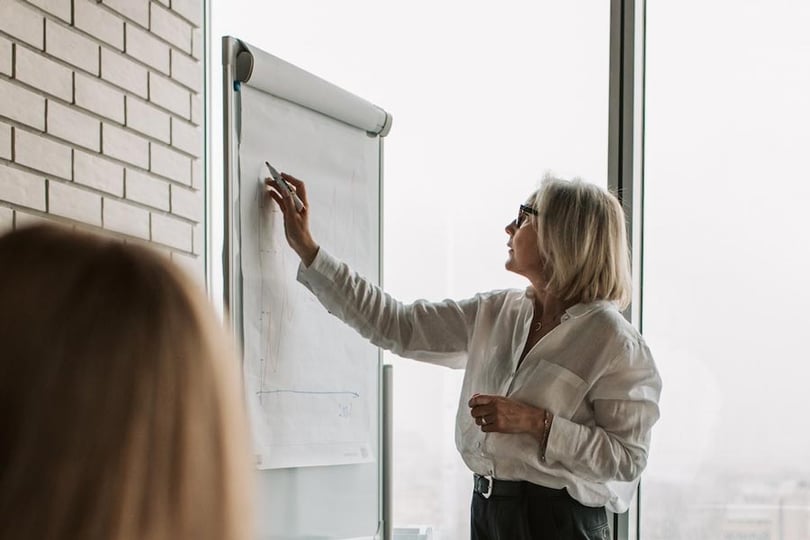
[505,220,516,234]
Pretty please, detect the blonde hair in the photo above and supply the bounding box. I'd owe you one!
[529,175,632,309]
[0,225,252,540]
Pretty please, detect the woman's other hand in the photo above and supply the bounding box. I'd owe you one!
[266,173,319,266]
[468,394,548,442]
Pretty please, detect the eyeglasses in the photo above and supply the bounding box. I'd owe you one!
[516,204,539,228]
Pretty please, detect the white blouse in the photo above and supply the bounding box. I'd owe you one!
[297,248,662,513]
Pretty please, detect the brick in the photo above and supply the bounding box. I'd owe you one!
[45,20,99,75]
[0,36,12,76]
[101,0,149,28]
[75,73,125,123]
[149,72,190,118]
[170,50,201,91]
[171,117,200,157]
[190,93,202,126]
[47,101,101,151]
[0,1,44,49]
[125,168,169,210]
[101,48,148,98]
[191,157,202,189]
[27,0,71,23]
[102,124,149,168]
[103,197,149,238]
[151,3,192,54]
[0,80,45,130]
[16,46,73,101]
[15,130,72,179]
[126,97,170,142]
[172,250,204,283]
[0,206,12,234]
[125,23,170,74]
[191,28,201,60]
[170,184,201,221]
[0,122,10,160]
[171,0,202,27]
[49,180,102,226]
[150,143,190,185]
[192,220,202,255]
[151,211,192,251]
[14,211,54,228]
[75,0,124,50]
[74,150,124,196]
[0,164,47,211]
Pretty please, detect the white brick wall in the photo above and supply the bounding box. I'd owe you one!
[0,0,205,281]
[0,36,12,75]
[151,143,191,185]
[102,123,149,168]
[45,19,100,75]
[150,72,191,119]
[49,180,102,226]
[0,205,12,234]
[125,168,170,211]
[103,197,149,239]
[74,150,124,196]
[16,46,73,101]
[75,73,126,123]
[125,23,170,75]
[75,0,124,51]
[0,165,47,211]
[28,0,71,22]
[47,101,101,151]
[15,129,72,179]
[126,96,171,142]
[0,1,44,49]
[101,48,149,98]
[0,121,11,160]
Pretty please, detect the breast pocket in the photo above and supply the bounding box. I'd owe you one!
[512,359,588,418]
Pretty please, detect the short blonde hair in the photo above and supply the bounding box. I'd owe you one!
[0,225,252,540]
[529,175,632,308]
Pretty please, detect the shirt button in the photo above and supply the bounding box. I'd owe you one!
[561,314,571,322]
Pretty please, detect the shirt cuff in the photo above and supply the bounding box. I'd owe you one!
[543,414,582,467]
[297,247,340,284]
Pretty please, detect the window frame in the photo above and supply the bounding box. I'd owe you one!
[607,0,646,538]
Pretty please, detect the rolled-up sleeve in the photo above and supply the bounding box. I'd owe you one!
[544,338,662,483]
[297,248,479,369]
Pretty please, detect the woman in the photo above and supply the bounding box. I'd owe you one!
[268,173,661,540]
[0,225,252,540]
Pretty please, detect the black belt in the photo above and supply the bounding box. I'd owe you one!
[473,474,567,499]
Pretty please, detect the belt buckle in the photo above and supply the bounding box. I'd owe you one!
[478,475,493,499]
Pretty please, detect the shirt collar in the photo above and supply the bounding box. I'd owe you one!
[523,288,615,319]
[565,300,615,318]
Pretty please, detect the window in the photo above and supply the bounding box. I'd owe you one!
[213,3,611,537]
[641,2,810,538]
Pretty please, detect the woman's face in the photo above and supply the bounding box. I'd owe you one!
[505,203,545,282]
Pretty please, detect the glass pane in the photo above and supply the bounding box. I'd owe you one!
[642,2,810,539]
[212,3,609,538]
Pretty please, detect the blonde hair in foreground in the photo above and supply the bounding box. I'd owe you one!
[530,175,632,309]
[0,225,252,540]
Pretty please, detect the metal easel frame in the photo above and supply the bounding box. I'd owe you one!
[220,36,392,540]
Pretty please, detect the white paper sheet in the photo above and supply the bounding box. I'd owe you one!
[238,85,380,470]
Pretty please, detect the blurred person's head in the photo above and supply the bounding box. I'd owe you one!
[0,225,252,540]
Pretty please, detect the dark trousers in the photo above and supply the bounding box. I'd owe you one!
[470,476,610,540]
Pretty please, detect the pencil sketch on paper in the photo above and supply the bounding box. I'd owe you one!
[238,86,379,469]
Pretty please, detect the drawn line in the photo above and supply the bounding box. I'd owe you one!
[256,389,360,398]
